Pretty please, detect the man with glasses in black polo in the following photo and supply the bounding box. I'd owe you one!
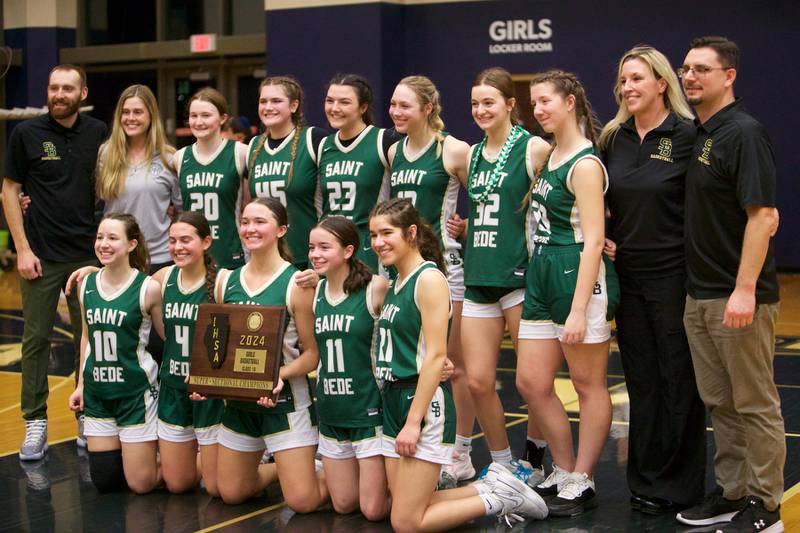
[2,64,107,461]
[675,36,785,533]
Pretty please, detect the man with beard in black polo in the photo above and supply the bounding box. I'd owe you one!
[3,64,107,461]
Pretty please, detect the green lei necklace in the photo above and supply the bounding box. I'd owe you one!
[467,124,524,203]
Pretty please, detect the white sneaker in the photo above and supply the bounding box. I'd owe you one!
[20,419,48,461]
[534,463,570,497]
[76,415,87,449]
[438,450,476,489]
[491,464,549,520]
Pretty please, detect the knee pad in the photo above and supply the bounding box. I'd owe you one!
[89,449,127,493]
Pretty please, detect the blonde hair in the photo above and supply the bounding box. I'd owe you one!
[97,85,175,200]
[599,45,694,150]
[398,75,446,158]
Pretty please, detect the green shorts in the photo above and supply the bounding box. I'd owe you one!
[520,244,619,343]
[157,383,224,445]
[318,422,383,460]
[84,387,158,443]
[382,382,455,465]
[218,404,319,453]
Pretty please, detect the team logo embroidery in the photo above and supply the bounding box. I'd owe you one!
[698,138,713,166]
[650,138,674,163]
[42,141,60,161]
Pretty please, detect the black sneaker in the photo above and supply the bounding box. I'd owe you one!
[547,472,597,517]
[677,488,747,526]
[525,440,546,470]
[715,497,783,533]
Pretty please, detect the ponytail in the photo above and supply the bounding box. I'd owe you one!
[370,198,447,275]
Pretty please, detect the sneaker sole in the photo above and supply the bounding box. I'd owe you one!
[493,470,549,519]
[676,511,738,526]
[548,495,598,517]
[19,444,48,462]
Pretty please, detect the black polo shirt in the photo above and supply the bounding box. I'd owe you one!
[6,112,107,262]
[684,98,779,303]
[606,113,696,279]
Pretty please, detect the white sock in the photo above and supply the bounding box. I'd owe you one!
[490,447,513,466]
[527,437,547,449]
[455,434,471,454]
[479,491,504,516]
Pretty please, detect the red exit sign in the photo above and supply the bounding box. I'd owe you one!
[190,34,217,53]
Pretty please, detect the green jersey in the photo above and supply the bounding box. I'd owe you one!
[313,278,382,428]
[248,127,320,268]
[81,270,158,399]
[219,262,311,414]
[318,125,390,271]
[531,144,607,246]
[179,139,245,269]
[160,266,207,389]
[465,135,535,287]
[375,262,449,381]
[390,136,461,253]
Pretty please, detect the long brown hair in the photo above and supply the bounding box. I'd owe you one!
[315,216,372,294]
[246,198,293,263]
[370,198,446,274]
[102,213,150,272]
[173,211,216,301]
[473,67,520,125]
[248,76,306,185]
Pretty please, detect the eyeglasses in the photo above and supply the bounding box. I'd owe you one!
[677,65,732,78]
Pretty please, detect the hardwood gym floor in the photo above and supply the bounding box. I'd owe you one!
[0,271,797,532]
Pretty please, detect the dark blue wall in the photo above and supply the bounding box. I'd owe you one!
[268,0,799,268]
[5,27,76,108]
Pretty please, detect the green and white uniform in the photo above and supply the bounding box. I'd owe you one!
[81,269,158,442]
[390,135,464,300]
[314,278,383,459]
[463,133,536,316]
[318,125,390,272]
[377,261,455,465]
[520,143,620,343]
[157,266,224,445]
[216,262,318,453]
[178,140,245,269]
[248,128,320,269]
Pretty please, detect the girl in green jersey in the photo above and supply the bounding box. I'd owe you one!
[318,74,398,273]
[68,213,163,494]
[309,216,390,521]
[154,212,224,496]
[370,199,547,531]
[519,70,618,516]
[214,198,328,512]
[386,75,478,488]
[174,88,249,269]
[247,76,325,270]
[463,68,550,481]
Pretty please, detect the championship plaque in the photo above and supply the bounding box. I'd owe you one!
[188,303,286,401]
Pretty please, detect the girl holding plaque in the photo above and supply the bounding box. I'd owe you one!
[65,212,225,495]
[369,199,547,531]
[214,198,328,512]
[308,216,390,521]
[68,213,164,494]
